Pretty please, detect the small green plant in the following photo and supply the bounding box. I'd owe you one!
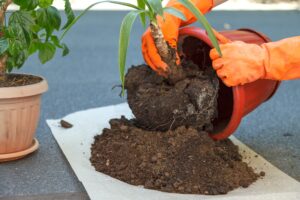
[62,0,222,95]
[0,0,76,81]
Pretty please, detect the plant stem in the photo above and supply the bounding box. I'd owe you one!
[150,21,184,83]
[0,0,12,24]
[0,0,12,82]
[0,54,8,81]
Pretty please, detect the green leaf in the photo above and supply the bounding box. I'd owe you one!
[51,35,63,48]
[38,0,54,8]
[0,38,9,55]
[163,7,186,21]
[37,6,61,39]
[13,0,39,10]
[137,0,146,27]
[147,0,164,17]
[47,6,61,30]
[177,0,222,56]
[9,11,35,32]
[62,43,69,56]
[8,39,23,56]
[28,40,41,55]
[60,1,141,41]
[119,10,145,95]
[38,42,56,64]
[15,51,28,68]
[62,0,75,30]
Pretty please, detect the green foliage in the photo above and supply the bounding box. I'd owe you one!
[0,0,76,72]
[62,0,75,30]
[119,10,145,95]
[69,0,219,95]
[137,0,146,27]
[163,7,186,21]
[147,0,164,18]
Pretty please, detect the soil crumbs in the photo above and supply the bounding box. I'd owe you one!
[91,117,261,195]
[0,74,42,87]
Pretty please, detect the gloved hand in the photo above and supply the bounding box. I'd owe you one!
[142,0,222,74]
[210,36,300,86]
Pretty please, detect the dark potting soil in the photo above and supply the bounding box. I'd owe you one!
[90,117,261,195]
[125,37,219,133]
[0,74,42,87]
[125,63,219,132]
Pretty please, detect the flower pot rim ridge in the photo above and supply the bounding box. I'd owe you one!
[0,73,48,99]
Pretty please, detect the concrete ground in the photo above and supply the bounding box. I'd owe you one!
[0,11,299,199]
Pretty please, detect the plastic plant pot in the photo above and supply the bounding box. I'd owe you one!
[0,75,48,162]
[178,27,280,140]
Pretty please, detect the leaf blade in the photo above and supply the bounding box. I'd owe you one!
[119,10,145,95]
[0,38,9,55]
[163,7,186,21]
[137,0,146,27]
[38,42,56,64]
[62,0,75,30]
[147,0,164,17]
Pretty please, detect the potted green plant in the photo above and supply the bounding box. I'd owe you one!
[62,0,221,94]
[0,0,75,162]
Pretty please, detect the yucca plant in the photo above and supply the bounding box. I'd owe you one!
[0,0,76,81]
[62,0,222,94]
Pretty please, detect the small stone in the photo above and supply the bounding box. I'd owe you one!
[154,179,162,187]
[239,180,249,188]
[283,133,293,137]
[173,182,181,188]
[60,120,73,128]
[139,162,147,168]
[106,159,110,166]
[151,156,158,162]
[164,172,170,177]
[145,180,154,188]
[192,185,199,192]
[120,125,128,131]
[260,171,266,177]
[185,187,192,193]
[178,186,185,191]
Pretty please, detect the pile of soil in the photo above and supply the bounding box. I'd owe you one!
[0,74,42,87]
[91,117,261,195]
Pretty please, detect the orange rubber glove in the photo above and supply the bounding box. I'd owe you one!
[142,0,226,74]
[210,36,300,87]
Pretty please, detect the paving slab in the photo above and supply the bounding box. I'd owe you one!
[0,11,299,199]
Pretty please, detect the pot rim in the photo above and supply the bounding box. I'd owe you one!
[0,73,48,99]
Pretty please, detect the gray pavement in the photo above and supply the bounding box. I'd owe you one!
[0,11,299,199]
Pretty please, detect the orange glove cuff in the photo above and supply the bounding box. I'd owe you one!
[262,36,300,81]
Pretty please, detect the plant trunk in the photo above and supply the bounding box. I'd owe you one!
[0,55,7,82]
[0,0,12,82]
[150,21,184,83]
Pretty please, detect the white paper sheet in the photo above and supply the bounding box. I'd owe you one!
[47,103,300,200]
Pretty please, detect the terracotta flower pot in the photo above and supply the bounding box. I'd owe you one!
[0,74,48,162]
[179,27,280,140]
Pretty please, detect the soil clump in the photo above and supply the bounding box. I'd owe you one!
[0,74,42,87]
